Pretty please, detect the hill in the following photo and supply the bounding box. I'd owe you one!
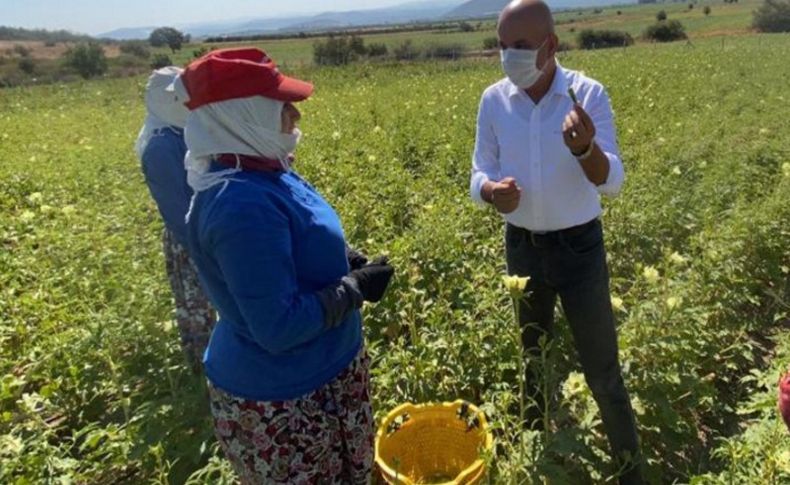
[99,0,465,39]
[446,0,627,18]
[0,26,93,43]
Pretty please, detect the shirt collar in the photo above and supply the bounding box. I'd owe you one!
[506,62,569,100]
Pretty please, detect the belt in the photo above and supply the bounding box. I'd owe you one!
[511,218,599,248]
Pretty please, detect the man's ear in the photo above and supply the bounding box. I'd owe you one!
[547,32,560,58]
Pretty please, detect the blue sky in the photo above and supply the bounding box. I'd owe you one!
[3,0,411,35]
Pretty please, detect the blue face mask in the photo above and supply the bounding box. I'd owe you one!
[500,39,548,89]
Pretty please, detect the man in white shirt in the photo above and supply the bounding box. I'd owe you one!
[470,1,643,483]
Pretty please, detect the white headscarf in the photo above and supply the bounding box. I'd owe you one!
[134,66,188,159]
[179,91,302,221]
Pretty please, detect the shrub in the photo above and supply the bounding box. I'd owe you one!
[13,44,31,57]
[593,8,603,13]
[63,43,108,79]
[557,41,574,52]
[617,10,623,15]
[657,10,668,21]
[689,3,695,9]
[313,36,361,66]
[149,53,172,69]
[644,20,688,41]
[18,57,35,75]
[704,5,712,14]
[423,43,467,60]
[349,35,367,57]
[483,36,500,50]
[459,21,475,32]
[367,43,388,57]
[192,46,209,59]
[753,0,790,32]
[578,29,634,49]
[119,41,150,59]
[44,40,57,47]
[393,40,420,60]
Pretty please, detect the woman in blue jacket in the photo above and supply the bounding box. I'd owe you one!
[176,48,393,484]
[135,67,215,372]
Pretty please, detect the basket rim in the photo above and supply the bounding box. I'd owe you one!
[374,400,494,485]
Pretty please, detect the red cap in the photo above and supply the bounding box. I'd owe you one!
[180,48,313,110]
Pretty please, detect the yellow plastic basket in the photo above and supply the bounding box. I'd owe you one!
[375,400,493,485]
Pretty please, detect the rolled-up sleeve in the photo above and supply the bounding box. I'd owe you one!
[470,93,501,206]
[588,85,625,197]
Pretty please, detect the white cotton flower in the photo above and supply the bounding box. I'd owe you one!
[643,266,660,284]
[666,296,681,310]
[669,252,687,265]
[611,296,625,312]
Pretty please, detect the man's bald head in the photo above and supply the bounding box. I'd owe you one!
[498,0,555,49]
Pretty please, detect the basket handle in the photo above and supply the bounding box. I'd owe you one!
[380,402,419,435]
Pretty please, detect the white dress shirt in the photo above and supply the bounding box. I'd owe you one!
[470,64,625,232]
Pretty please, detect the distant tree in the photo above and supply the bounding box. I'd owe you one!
[367,42,388,57]
[617,10,623,14]
[689,3,694,9]
[423,43,467,60]
[63,43,108,79]
[150,53,172,69]
[349,35,367,56]
[753,0,790,32]
[578,29,634,49]
[657,10,668,21]
[119,41,150,59]
[313,36,362,66]
[483,36,499,49]
[704,5,712,14]
[12,44,31,57]
[393,40,420,60]
[644,19,688,41]
[459,21,475,32]
[18,56,35,75]
[148,27,186,53]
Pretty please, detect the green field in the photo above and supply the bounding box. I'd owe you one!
[169,0,764,66]
[2,33,790,483]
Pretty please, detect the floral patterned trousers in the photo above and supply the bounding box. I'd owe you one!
[162,229,216,372]
[208,350,375,484]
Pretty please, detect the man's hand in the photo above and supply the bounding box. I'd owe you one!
[482,177,522,214]
[562,104,596,156]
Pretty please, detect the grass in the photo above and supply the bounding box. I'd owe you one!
[1,30,789,485]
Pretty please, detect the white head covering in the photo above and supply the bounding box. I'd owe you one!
[134,66,188,159]
[181,94,302,221]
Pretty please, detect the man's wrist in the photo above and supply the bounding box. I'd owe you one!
[573,140,596,161]
[480,181,495,204]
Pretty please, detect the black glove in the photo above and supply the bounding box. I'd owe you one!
[348,257,394,303]
[317,277,364,329]
[345,245,368,271]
